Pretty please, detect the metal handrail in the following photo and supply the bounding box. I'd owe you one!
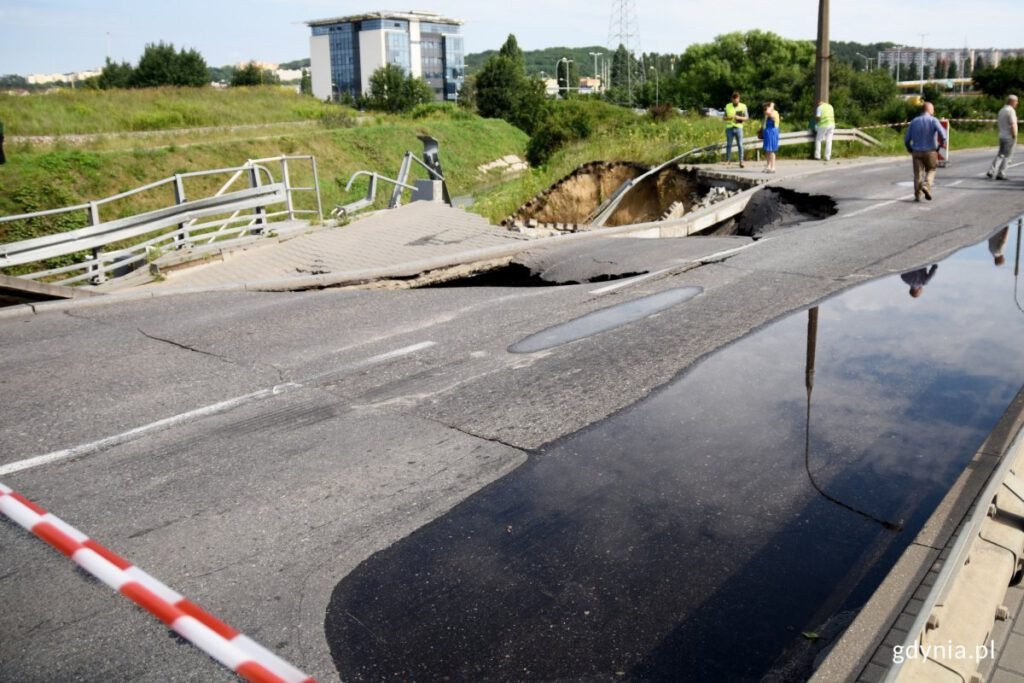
[0,155,322,286]
[882,421,1024,682]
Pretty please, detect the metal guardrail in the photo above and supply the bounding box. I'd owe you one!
[0,155,322,286]
[589,128,881,226]
[883,217,1024,683]
[333,136,448,218]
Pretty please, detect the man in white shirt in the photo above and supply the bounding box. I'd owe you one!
[987,94,1018,180]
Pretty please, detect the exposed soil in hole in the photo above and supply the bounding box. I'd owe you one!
[506,162,724,228]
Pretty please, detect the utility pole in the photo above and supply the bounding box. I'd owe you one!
[607,0,642,106]
[814,0,830,105]
[918,33,928,96]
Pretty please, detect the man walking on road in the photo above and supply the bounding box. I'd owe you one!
[987,94,1018,180]
[724,91,748,168]
[814,99,836,161]
[905,102,948,202]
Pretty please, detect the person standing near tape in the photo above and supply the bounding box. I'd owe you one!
[723,91,748,168]
[986,94,1018,180]
[905,101,948,202]
[0,118,6,165]
[814,99,835,161]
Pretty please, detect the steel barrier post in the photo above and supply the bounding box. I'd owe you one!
[88,201,106,284]
[311,156,323,221]
[281,158,295,221]
[173,174,189,248]
[248,160,266,233]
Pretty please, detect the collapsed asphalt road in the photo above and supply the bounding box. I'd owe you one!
[1,149,1022,682]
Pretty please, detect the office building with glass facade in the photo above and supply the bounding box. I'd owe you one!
[307,11,464,102]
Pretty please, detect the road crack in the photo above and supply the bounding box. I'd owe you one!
[137,328,230,361]
[424,417,525,452]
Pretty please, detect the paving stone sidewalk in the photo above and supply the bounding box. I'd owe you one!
[146,202,532,290]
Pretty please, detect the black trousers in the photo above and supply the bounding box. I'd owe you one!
[0,134,5,164]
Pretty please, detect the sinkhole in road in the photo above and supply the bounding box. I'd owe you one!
[422,186,836,288]
[325,220,1024,682]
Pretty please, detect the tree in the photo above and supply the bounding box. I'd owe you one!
[134,42,178,88]
[457,74,476,110]
[948,60,958,80]
[367,64,434,112]
[673,31,815,113]
[232,62,263,86]
[498,34,523,65]
[475,34,549,134]
[128,42,209,88]
[475,54,520,117]
[973,57,1024,99]
[175,48,209,86]
[98,58,135,89]
[0,74,28,89]
[368,63,407,111]
[231,61,279,87]
[300,68,312,96]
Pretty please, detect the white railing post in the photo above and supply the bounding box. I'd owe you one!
[281,158,295,221]
[248,160,266,234]
[88,201,106,284]
[310,156,323,221]
[173,174,190,249]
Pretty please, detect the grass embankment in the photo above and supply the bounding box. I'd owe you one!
[0,88,529,244]
[0,88,1001,236]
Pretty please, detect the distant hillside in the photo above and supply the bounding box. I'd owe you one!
[466,46,608,78]
[466,40,899,77]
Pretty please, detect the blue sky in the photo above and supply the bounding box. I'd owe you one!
[2,0,1021,75]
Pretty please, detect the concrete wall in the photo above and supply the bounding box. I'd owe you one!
[310,35,331,100]
[408,20,422,79]
[359,29,385,95]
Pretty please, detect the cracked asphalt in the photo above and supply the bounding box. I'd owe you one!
[1,148,1023,681]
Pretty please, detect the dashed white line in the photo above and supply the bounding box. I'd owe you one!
[0,342,437,476]
[588,241,765,294]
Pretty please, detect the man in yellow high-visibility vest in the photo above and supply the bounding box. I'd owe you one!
[814,99,835,161]
[723,91,748,167]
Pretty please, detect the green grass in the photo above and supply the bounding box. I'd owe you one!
[0,91,529,245]
[0,86,333,135]
[0,87,1003,241]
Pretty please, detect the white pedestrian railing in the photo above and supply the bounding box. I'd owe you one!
[0,155,322,286]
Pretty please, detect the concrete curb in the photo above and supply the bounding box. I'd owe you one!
[810,384,1024,682]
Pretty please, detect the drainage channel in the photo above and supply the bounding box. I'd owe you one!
[325,223,1024,682]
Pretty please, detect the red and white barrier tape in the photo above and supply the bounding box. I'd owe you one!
[859,117,998,130]
[0,482,316,683]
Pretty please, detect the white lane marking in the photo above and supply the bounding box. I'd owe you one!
[0,342,437,476]
[588,241,765,294]
[844,195,914,218]
[589,268,674,294]
[303,341,437,384]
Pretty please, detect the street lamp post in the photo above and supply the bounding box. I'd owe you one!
[554,57,574,98]
[918,33,928,96]
[649,65,659,107]
[589,51,603,82]
[856,52,875,71]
